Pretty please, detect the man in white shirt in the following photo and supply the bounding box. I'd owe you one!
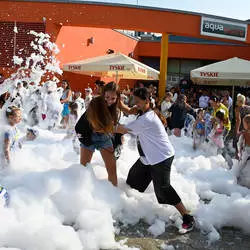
[84,87,93,110]
[116,87,194,234]
[74,91,85,115]
[199,90,210,109]
[222,90,233,110]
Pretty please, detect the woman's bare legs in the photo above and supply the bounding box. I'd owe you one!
[62,115,69,129]
[80,146,117,186]
[80,147,94,165]
[100,147,117,186]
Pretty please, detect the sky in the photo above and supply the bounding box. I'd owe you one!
[81,0,250,21]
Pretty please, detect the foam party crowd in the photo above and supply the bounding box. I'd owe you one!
[0,31,249,250]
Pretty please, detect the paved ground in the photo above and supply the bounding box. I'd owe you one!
[115,220,250,250]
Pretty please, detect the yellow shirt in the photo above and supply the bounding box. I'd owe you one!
[212,103,231,131]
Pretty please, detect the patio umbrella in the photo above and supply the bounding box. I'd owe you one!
[191,57,250,86]
[191,57,250,105]
[63,52,159,82]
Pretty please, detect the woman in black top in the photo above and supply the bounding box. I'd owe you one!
[168,94,194,137]
[75,82,138,186]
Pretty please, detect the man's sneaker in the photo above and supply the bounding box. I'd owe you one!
[179,214,194,234]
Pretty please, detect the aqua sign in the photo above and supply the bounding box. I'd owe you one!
[201,17,247,41]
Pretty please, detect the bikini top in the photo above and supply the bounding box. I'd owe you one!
[196,121,205,130]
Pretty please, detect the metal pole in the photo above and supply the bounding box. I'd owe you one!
[232,85,235,105]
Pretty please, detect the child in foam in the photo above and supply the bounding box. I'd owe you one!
[2,106,23,165]
[204,107,213,139]
[193,109,205,150]
[208,110,225,150]
[237,114,250,188]
[65,102,80,154]
[25,87,43,127]
[1,106,38,166]
[161,92,173,119]
[41,81,63,130]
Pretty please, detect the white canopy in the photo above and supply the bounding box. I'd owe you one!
[63,52,159,81]
[191,57,250,86]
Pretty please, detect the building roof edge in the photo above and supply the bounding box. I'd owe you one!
[12,0,249,24]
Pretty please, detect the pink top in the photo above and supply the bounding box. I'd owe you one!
[215,121,224,135]
[211,121,224,148]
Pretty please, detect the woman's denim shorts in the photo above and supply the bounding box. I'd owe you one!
[80,132,113,152]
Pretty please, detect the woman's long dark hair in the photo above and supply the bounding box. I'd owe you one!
[176,94,186,108]
[69,102,78,120]
[62,80,71,90]
[95,80,105,95]
[87,95,113,133]
[103,81,121,125]
[133,88,166,126]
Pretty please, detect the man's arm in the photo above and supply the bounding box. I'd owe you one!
[4,138,10,163]
[114,124,130,134]
[119,100,139,115]
[60,90,72,103]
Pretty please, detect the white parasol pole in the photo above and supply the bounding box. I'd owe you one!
[116,71,118,83]
[232,84,235,106]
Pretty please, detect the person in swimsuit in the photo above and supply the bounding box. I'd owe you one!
[193,109,205,150]
[60,80,72,128]
[234,94,250,158]
[237,114,250,188]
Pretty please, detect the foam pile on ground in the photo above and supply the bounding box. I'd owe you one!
[0,126,249,249]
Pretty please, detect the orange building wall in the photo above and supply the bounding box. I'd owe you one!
[56,26,139,93]
[138,41,250,60]
[2,1,250,45]
[2,18,250,94]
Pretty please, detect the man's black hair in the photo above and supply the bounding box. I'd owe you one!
[133,87,150,100]
[210,95,220,102]
[216,110,225,120]
[95,80,105,87]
